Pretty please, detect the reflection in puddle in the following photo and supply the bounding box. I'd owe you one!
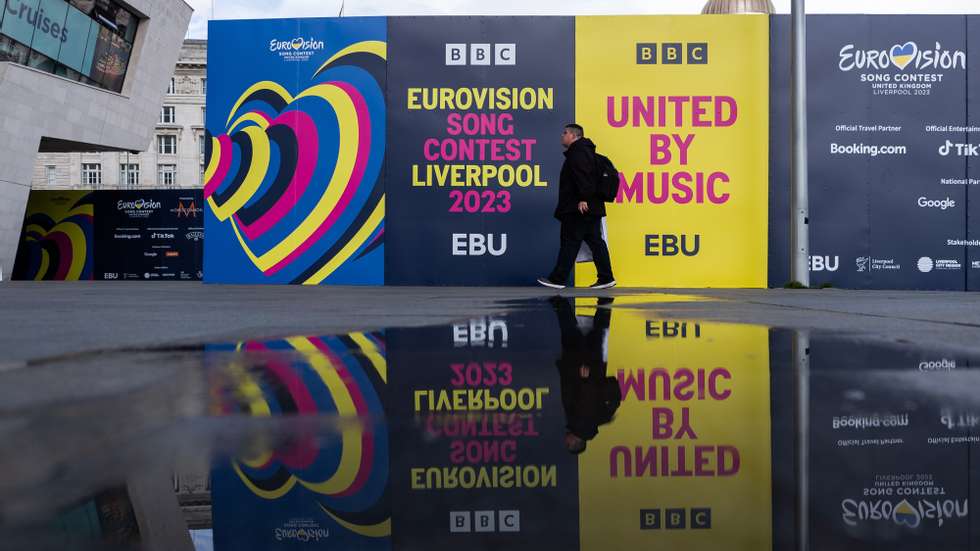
[790,334,978,550]
[0,296,977,550]
[210,333,390,546]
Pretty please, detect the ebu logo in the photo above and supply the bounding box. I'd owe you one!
[645,234,700,257]
[646,321,702,339]
[809,255,839,272]
[636,43,708,65]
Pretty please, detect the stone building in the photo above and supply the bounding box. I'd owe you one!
[0,0,192,279]
[31,38,207,191]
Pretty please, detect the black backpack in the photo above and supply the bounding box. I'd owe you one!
[594,152,620,202]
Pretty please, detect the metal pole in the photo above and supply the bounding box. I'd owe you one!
[793,330,810,551]
[790,0,809,287]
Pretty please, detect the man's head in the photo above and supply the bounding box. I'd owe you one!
[561,123,584,149]
[564,431,587,454]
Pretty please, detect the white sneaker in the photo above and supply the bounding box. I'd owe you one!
[589,280,617,290]
[537,277,566,289]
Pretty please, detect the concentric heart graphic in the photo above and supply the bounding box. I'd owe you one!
[13,192,94,280]
[218,332,390,537]
[890,42,917,70]
[204,41,386,284]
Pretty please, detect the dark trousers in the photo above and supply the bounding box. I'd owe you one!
[548,215,614,284]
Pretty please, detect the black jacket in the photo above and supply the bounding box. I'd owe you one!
[552,297,621,441]
[554,138,607,220]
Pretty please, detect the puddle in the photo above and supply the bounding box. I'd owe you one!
[0,296,977,550]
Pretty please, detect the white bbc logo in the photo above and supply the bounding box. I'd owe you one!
[450,510,520,533]
[445,43,516,66]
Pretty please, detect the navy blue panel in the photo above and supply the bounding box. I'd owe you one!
[385,17,575,285]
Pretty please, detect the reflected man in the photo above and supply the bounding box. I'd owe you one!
[551,296,622,454]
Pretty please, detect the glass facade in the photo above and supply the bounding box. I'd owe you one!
[0,0,138,92]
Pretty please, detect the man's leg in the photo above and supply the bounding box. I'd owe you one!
[548,217,585,284]
[582,217,614,283]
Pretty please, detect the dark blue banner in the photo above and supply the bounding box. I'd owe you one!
[385,17,574,285]
[967,16,980,291]
[863,16,968,290]
[93,190,203,281]
[387,305,580,548]
[768,18,792,288]
[805,338,979,549]
[770,15,973,290]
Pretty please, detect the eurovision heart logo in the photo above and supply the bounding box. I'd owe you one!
[893,499,921,528]
[14,193,94,280]
[220,332,390,537]
[204,41,386,284]
[291,37,304,50]
[889,42,918,70]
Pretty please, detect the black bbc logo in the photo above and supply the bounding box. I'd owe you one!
[636,43,708,65]
[640,508,711,530]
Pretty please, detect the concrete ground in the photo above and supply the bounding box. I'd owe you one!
[3,282,980,364]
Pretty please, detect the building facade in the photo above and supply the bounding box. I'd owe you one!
[0,0,192,280]
[32,39,206,191]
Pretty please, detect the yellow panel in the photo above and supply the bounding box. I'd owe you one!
[578,306,772,550]
[574,15,769,287]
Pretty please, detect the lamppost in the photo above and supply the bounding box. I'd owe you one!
[790,0,809,288]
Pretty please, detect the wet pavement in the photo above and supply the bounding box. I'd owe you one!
[0,291,978,550]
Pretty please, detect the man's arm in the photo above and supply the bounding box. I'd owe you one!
[569,148,597,202]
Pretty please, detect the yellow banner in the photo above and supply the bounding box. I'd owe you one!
[574,15,769,287]
[578,308,772,550]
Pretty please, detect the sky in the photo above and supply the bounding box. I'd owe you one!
[185,0,980,38]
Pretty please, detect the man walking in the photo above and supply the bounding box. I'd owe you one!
[538,124,615,290]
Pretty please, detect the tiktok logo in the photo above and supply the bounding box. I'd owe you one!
[939,140,979,157]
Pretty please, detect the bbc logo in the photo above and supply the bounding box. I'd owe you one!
[449,510,520,533]
[446,43,516,66]
[640,508,711,530]
[636,43,708,65]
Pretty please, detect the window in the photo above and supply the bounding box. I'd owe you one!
[82,163,102,189]
[160,106,175,124]
[120,163,139,189]
[167,77,176,94]
[158,164,176,188]
[69,0,95,15]
[2,0,139,93]
[201,77,207,95]
[199,134,206,159]
[54,64,83,82]
[26,50,56,73]
[201,106,206,125]
[0,35,29,65]
[200,164,205,187]
[158,135,177,155]
[46,166,57,187]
